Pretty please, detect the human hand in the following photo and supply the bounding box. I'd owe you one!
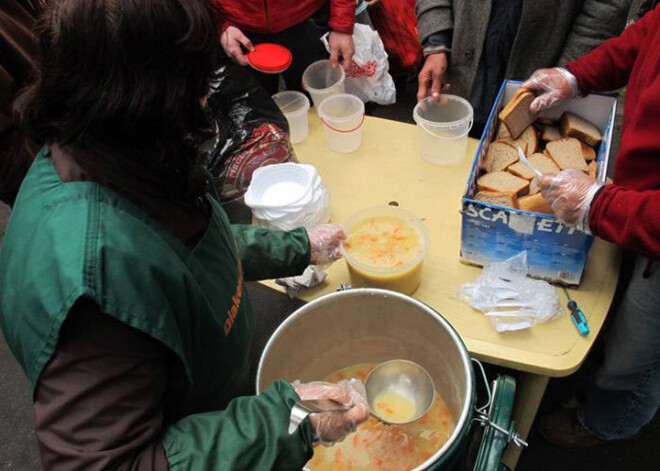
[220,26,254,66]
[417,53,451,102]
[295,380,370,445]
[329,31,355,72]
[523,67,579,113]
[307,223,346,264]
[538,169,604,232]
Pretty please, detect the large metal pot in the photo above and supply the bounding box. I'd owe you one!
[257,288,475,470]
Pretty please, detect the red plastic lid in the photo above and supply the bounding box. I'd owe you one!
[247,43,292,74]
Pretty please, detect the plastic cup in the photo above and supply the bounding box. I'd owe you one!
[272,91,310,144]
[302,60,346,112]
[413,95,474,166]
[317,94,365,154]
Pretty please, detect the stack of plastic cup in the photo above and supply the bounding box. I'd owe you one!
[244,163,331,231]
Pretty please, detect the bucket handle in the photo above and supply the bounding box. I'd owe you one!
[470,358,528,448]
[321,114,366,134]
[418,117,474,141]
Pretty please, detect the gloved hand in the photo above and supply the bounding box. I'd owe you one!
[307,224,346,265]
[295,380,370,445]
[538,170,605,233]
[522,67,579,113]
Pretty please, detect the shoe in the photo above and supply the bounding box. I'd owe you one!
[537,408,604,448]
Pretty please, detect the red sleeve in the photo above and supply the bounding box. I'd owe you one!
[589,185,660,259]
[565,5,660,94]
[328,0,356,34]
[34,299,171,471]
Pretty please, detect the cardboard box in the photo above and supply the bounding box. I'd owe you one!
[460,80,618,285]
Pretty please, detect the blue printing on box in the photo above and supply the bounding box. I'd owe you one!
[460,80,618,285]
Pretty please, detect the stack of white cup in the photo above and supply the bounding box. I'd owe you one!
[244,163,331,231]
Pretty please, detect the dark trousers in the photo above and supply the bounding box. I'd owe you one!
[245,6,331,95]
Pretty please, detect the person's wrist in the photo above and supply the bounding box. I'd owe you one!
[578,183,606,234]
[423,47,449,58]
[557,67,580,98]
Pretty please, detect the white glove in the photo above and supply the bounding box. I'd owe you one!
[307,224,346,265]
[522,67,579,113]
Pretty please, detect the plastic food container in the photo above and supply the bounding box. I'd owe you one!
[413,95,474,166]
[318,94,365,153]
[341,206,430,295]
[272,91,310,144]
[302,60,346,112]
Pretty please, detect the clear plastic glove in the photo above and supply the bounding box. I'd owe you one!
[417,53,451,102]
[538,170,604,233]
[522,67,579,113]
[307,223,346,264]
[329,31,355,72]
[295,379,370,445]
[220,26,254,66]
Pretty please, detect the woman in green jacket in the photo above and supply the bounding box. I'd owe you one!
[0,1,369,469]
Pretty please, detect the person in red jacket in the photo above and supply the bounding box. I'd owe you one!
[215,0,356,95]
[521,5,660,447]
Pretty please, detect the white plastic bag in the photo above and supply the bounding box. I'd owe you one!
[457,252,562,332]
[322,24,396,105]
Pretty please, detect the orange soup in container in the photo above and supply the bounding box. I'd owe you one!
[341,206,430,295]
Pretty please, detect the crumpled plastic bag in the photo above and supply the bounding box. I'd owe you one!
[457,252,562,332]
[322,24,396,105]
[198,61,296,223]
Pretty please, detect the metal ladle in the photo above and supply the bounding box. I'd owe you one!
[289,360,435,434]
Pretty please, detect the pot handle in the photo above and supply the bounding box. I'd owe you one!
[471,358,528,448]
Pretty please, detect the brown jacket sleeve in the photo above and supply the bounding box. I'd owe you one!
[0,0,40,206]
[34,298,171,470]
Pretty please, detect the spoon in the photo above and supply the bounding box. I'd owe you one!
[517,146,542,178]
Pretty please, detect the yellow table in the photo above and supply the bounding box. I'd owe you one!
[263,112,621,468]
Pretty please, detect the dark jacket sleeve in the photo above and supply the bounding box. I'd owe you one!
[34,299,313,471]
[0,0,40,206]
[565,4,657,94]
[557,0,630,65]
[328,0,356,34]
[231,225,311,281]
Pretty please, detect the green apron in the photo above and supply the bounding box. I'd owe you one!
[0,147,314,470]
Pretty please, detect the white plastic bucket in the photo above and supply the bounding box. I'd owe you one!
[318,94,365,154]
[272,91,310,144]
[302,60,346,112]
[413,95,474,166]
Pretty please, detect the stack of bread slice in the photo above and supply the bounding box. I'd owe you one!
[474,94,603,214]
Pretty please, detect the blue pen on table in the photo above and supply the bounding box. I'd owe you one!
[563,287,589,336]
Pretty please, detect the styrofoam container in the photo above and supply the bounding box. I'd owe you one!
[318,94,365,153]
[460,80,618,285]
[302,60,346,112]
[272,91,310,144]
[413,95,474,166]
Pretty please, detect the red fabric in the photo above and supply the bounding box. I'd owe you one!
[566,6,660,259]
[216,0,355,35]
[368,0,422,76]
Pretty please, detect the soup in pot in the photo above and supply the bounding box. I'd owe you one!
[307,363,455,471]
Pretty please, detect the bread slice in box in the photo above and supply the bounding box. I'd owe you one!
[496,122,512,140]
[541,125,563,142]
[560,112,603,147]
[474,191,518,209]
[536,116,558,126]
[483,141,519,173]
[580,141,596,161]
[499,138,528,154]
[498,88,539,139]
[520,126,539,153]
[545,137,589,172]
[519,193,553,215]
[589,160,597,178]
[508,153,560,180]
[477,171,529,196]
